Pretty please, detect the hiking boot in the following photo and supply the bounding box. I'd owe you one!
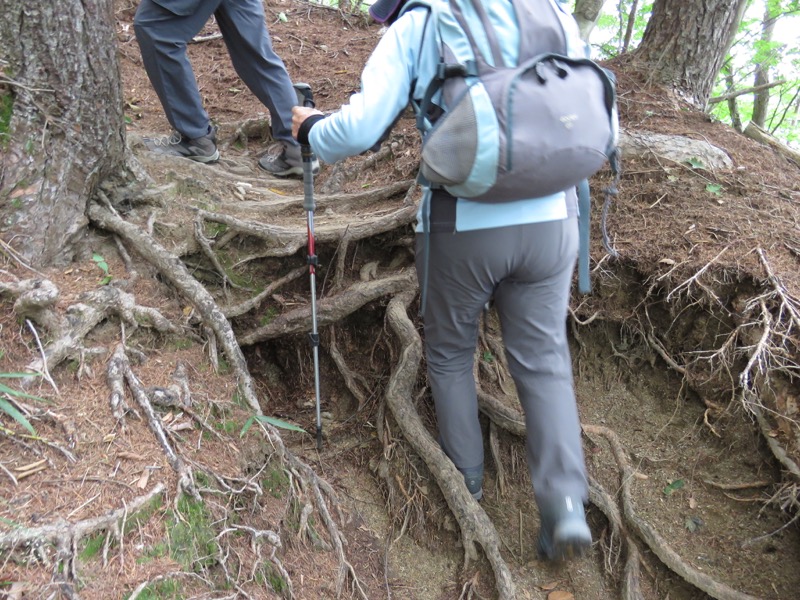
[460,466,484,501]
[438,436,483,501]
[258,142,320,177]
[144,128,220,163]
[537,495,592,561]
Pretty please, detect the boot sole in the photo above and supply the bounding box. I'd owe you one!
[186,150,220,163]
[258,164,320,177]
[539,521,592,562]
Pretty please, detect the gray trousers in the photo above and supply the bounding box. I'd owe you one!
[416,217,588,506]
[134,0,296,143]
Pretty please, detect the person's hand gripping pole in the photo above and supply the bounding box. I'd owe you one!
[293,82,323,450]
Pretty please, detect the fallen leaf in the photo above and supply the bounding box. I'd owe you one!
[117,451,141,460]
[658,258,676,265]
[137,469,151,489]
[540,581,560,591]
[548,591,575,600]
[689,496,697,509]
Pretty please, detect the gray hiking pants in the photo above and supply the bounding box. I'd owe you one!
[134,0,296,144]
[416,217,588,506]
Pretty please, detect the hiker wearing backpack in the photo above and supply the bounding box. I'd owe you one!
[293,0,618,561]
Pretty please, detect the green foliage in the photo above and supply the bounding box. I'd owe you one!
[663,478,685,496]
[256,563,290,597]
[0,90,13,149]
[685,157,706,169]
[588,0,799,146]
[137,541,168,563]
[171,338,193,351]
[215,419,238,435]
[79,533,106,561]
[0,373,47,434]
[92,253,113,285]
[240,414,306,437]
[167,496,217,571]
[262,465,290,499]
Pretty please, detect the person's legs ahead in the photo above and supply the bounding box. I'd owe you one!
[134,0,221,139]
[215,0,297,146]
[493,216,591,559]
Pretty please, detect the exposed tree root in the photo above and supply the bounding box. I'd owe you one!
[88,197,370,597]
[384,290,516,600]
[0,483,165,580]
[1,274,179,381]
[195,201,416,259]
[88,200,262,415]
[588,475,643,600]
[474,380,760,600]
[238,269,416,345]
[110,344,200,500]
[584,424,760,600]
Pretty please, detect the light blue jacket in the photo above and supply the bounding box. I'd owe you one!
[307,0,586,232]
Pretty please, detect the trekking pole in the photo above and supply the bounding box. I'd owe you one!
[293,82,323,451]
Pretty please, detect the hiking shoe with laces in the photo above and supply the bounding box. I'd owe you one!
[258,142,320,177]
[144,128,220,163]
[537,495,592,561]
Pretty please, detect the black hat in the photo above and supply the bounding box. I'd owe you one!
[368,0,407,24]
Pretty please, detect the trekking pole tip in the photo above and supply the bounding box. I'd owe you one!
[316,425,323,450]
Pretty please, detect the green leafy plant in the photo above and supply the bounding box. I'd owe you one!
[663,478,685,496]
[705,183,724,195]
[686,157,705,169]
[240,414,306,437]
[0,373,45,434]
[92,253,112,285]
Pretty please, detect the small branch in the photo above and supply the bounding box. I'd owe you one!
[708,80,786,104]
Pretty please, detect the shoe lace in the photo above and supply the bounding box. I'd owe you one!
[151,131,183,147]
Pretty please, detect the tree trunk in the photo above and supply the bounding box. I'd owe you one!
[573,0,606,42]
[621,0,639,53]
[632,0,747,108]
[0,0,126,267]
[752,6,776,128]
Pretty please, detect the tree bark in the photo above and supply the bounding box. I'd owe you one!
[743,122,800,168]
[0,0,126,267]
[632,0,747,108]
[752,6,777,128]
[573,0,606,42]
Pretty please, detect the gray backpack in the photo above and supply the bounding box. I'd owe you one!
[403,0,621,293]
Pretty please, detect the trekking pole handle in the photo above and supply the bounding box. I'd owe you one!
[293,82,315,109]
[293,83,317,212]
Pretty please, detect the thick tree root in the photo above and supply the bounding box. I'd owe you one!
[88,198,369,596]
[238,269,416,345]
[476,386,760,600]
[0,483,165,580]
[584,424,761,600]
[110,344,200,500]
[88,201,262,415]
[384,290,516,600]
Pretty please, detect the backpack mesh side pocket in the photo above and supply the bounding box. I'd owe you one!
[420,90,479,186]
